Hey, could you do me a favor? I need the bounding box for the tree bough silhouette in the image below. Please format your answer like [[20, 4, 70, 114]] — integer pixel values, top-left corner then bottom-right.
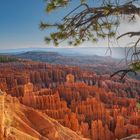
[[41, 0, 140, 79]]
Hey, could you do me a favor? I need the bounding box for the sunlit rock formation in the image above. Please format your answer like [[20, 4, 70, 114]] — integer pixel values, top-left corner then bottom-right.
[[0, 61, 140, 140], [0, 94, 88, 140]]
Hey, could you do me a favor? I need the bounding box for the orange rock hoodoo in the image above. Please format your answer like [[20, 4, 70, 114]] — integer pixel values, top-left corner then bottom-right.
[[66, 74, 75, 83], [0, 62, 140, 140]]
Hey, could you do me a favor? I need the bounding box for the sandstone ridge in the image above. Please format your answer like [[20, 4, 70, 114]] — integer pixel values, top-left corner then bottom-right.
[[0, 93, 87, 140]]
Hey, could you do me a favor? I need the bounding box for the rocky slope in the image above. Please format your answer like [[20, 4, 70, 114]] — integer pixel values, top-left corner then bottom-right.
[[1, 93, 87, 140]]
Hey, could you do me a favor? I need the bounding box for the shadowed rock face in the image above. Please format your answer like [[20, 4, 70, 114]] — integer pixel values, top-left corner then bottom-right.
[[0, 61, 140, 140]]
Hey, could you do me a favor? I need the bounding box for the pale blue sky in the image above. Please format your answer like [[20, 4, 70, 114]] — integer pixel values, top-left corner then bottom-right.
[[0, 0, 89, 49], [0, 0, 140, 50]]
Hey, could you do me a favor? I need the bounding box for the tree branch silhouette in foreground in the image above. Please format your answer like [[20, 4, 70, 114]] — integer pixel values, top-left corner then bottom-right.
[[41, 0, 140, 79]]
